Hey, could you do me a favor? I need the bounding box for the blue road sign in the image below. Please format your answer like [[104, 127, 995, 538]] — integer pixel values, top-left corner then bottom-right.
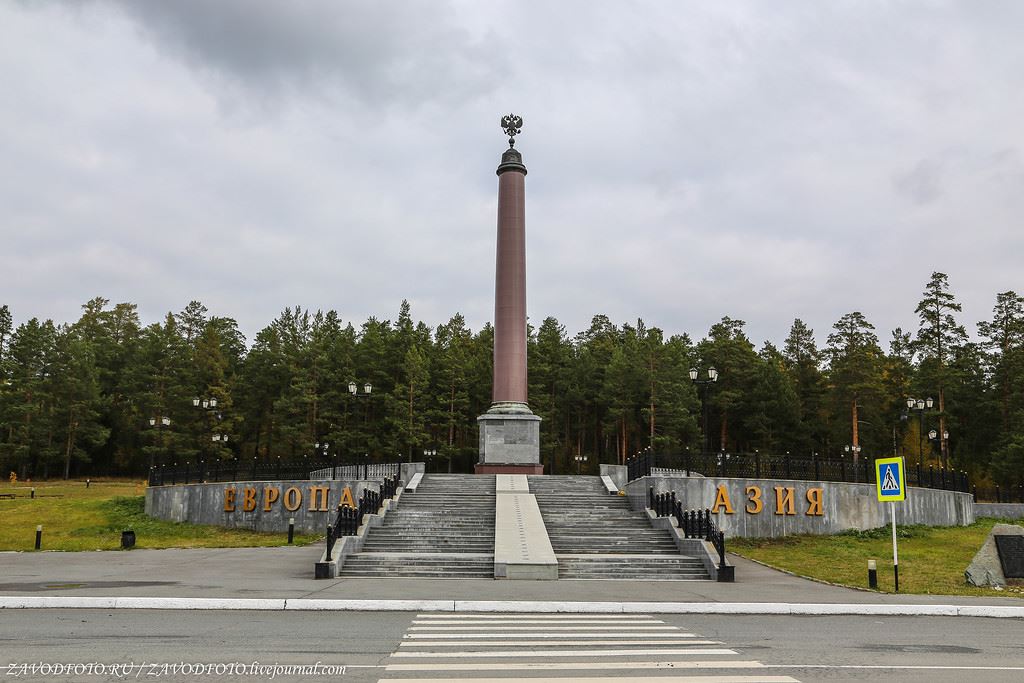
[[875, 456, 906, 502]]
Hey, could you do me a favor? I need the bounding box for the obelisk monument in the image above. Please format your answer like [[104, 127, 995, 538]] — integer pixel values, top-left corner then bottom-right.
[[476, 114, 542, 474]]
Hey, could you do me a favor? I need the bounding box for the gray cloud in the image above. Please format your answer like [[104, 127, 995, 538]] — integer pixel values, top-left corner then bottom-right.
[[2, 1, 1023, 349], [108, 0, 507, 109]]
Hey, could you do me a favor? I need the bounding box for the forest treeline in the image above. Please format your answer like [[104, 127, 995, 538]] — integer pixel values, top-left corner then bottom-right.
[[1, 272, 1022, 484]]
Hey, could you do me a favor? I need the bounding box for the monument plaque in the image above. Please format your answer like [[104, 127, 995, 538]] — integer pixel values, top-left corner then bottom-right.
[[994, 535, 1024, 579]]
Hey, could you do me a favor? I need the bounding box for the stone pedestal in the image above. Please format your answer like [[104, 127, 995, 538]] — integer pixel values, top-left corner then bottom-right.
[[476, 403, 542, 474]]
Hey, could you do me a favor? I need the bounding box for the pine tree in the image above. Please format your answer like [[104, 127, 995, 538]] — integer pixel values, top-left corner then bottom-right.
[[914, 272, 968, 468], [782, 318, 827, 456], [827, 312, 885, 465]]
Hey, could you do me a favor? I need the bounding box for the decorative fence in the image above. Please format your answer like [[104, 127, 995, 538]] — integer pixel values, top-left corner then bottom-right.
[[649, 488, 732, 582], [148, 458, 401, 486], [627, 450, 971, 494], [325, 475, 400, 559], [972, 484, 1024, 504]]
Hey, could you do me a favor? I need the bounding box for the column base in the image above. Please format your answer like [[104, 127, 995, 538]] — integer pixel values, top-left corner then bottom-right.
[[478, 407, 541, 469]]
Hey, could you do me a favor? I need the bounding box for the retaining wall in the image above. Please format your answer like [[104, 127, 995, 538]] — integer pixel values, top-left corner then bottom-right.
[[144, 463, 423, 535], [975, 503, 1024, 520], [625, 475, 974, 538], [145, 480, 379, 534]]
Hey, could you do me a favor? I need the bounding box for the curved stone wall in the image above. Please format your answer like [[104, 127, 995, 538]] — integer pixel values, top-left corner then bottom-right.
[[145, 479, 376, 534], [626, 475, 974, 538]]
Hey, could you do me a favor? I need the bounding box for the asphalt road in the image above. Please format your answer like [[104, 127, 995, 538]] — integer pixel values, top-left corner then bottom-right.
[[2, 610, 1022, 682]]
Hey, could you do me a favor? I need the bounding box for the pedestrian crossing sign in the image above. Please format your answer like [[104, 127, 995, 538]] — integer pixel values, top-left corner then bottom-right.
[[875, 456, 906, 502]]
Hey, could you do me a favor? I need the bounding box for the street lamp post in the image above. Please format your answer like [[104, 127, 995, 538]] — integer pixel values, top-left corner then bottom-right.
[[146, 416, 171, 470], [689, 367, 719, 455], [844, 444, 862, 481], [574, 453, 588, 474], [906, 397, 935, 467], [423, 447, 437, 470], [194, 396, 226, 460], [928, 429, 949, 462], [348, 381, 372, 469]]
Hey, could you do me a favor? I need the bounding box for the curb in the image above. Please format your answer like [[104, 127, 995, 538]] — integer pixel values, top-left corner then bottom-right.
[[0, 597, 1021, 618]]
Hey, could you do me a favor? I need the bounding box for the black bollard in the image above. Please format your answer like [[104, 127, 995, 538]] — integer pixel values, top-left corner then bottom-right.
[[35, 525, 42, 550], [288, 517, 295, 544], [867, 559, 878, 589], [30, 488, 35, 499], [86, 479, 91, 489]]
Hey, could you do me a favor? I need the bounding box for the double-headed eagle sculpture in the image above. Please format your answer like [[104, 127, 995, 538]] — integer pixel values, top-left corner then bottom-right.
[[501, 114, 523, 148]]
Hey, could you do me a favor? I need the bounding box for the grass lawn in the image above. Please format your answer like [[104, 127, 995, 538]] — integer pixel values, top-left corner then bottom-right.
[[0, 479, 318, 551], [730, 518, 1024, 598]]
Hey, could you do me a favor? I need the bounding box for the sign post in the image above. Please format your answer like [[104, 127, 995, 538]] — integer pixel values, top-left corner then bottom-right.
[[875, 456, 906, 592]]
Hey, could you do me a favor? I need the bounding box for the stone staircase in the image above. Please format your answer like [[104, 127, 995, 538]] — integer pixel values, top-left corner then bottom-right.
[[528, 474, 710, 580], [339, 473, 496, 578]]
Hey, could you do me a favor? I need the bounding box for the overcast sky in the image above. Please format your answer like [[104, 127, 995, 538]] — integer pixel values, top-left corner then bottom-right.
[[2, 1, 1022, 350]]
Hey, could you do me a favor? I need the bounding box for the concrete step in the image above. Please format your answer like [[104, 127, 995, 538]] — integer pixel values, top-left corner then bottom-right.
[[556, 555, 711, 580]]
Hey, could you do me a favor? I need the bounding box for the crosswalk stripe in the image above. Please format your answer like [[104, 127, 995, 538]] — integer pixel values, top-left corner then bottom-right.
[[405, 632, 696, 638], [412, 619, 662, 625], [385, 660, 769, 672], [390, 648, 739, 658], [380, 676, 799, 683], [407, 626, 679, 630], [414, 613, 632, 619], [387, 613, 798, 682], [399, 639, 720, 647]]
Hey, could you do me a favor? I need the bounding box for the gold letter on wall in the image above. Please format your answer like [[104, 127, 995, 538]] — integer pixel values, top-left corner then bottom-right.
[[774, 486, 796, 515], [283, 487, 302, 512], [711, 485, 735, 514], [263, 487, 280, 512], [223, 487, 236, 512], [309, 486, 330, 511], [806, 487, 824, 516], [339, 486, 355, 509], [745, 486, 763, 514], [242, 487, 257, 512]]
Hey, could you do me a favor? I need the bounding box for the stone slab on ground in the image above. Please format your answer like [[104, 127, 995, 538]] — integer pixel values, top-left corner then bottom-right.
[[966, 522, 1024, 587]]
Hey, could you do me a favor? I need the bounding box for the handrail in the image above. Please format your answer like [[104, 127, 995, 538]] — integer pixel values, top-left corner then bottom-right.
[[648, 488, 733, 582], [325, 475, 400, 561]]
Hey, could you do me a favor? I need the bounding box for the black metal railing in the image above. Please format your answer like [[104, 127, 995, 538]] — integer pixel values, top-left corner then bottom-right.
[[626, 450, 971, 494], [680, 507, 731, 582], [973, 483, 1024, 504], [647, 488, 732, 582], [649, 488, 677, 517], [149, 458, 401, 486], [325, 475, 401, 559]]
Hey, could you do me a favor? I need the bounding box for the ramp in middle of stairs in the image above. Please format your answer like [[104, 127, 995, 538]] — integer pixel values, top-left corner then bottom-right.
[[494, 474, 558, 579]]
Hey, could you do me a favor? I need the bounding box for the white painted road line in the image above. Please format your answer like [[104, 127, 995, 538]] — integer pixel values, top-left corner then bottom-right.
[[385, 661, 770, 672], [763, 664, 1024, 672], [409, 625, 680, 631], [414, 613, 634, 618], [405, 632, 696, 638], [411, 619, 663, 625], [390, 648, 739, 658], [380, 677, 798, 683], [399, 640, 721, 647]]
